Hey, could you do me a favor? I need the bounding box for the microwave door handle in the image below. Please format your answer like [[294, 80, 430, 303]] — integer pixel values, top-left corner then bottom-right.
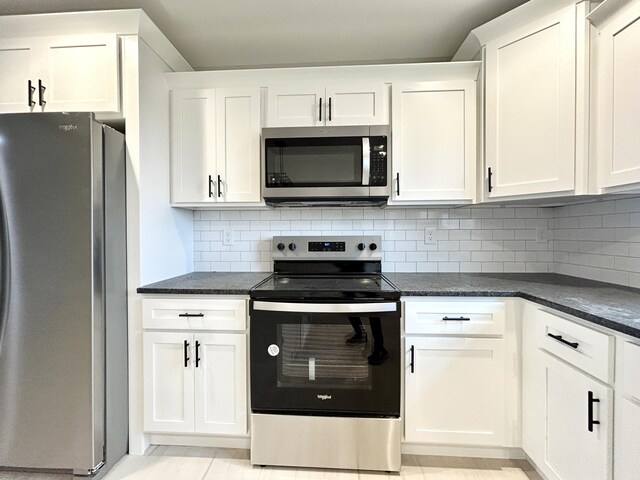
[[362, 137, 370, 186]]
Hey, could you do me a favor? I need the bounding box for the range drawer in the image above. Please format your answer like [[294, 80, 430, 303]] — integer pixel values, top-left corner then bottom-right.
[[622, 341, 640, 401], [404, 299, 506, 336], [537, 309, 613, 384], [142, 297, 247, 331]]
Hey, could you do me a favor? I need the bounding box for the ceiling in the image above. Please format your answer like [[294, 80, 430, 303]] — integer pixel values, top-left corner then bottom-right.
[[0, 0, 529, 70]]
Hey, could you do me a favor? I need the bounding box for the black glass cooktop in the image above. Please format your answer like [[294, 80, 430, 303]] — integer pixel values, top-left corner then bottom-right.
[[250, 273, 400, 301]]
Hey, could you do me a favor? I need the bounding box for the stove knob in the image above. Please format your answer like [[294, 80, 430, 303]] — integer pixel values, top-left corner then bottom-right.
[[369, 242, 378, 251], [288, 243, 297, 251], [277, 243, 285, 251], [357, 243, 366, 251]]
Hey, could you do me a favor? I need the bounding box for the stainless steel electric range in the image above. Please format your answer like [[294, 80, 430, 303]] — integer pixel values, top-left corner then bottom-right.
[[249, 236, 401, 472]]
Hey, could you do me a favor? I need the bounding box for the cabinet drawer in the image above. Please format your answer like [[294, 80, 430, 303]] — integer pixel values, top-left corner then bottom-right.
[[622, 341, 640, 401], [142, 298, 246, 331], [404, 299, 505, 335], [537, 310, 613, 384]]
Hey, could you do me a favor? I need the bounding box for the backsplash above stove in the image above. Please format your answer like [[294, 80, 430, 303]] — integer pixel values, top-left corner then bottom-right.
[[193, 206, 554, 274], [193, 196, 640, 288]]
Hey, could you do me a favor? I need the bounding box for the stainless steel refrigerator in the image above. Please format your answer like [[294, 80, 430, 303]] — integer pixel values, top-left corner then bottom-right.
[[0, 112, 128, 477]]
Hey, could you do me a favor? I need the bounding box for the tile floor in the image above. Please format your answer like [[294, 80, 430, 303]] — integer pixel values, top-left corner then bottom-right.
[[0, 446, 544, 480]]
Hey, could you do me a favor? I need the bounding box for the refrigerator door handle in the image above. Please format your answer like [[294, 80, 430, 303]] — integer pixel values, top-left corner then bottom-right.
[[0, 186, 9, 356]]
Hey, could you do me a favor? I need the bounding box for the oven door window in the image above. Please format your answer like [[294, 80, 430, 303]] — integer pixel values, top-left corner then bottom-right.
[[250, 308, 400, 417], [265, 137, 363, 187]]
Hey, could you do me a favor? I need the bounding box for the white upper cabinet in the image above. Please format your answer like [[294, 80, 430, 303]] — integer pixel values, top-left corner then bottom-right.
[[591, 0, 640, 191], [484, 3, 583, 199], [0, 34, 120, 114], [391, 81, 476, 203], [266, 82, 385, 127], [170, 87, 261, 205]]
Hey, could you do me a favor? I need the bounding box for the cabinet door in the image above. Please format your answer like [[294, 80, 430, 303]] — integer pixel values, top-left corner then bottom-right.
[[266, 85, 325, 127], [543, 354, 612, 480], [38, 34, 120, 113], [404, 337, 506, 445], [0, 38, 39, 113], [615, 396, 640, 480], [325, 83, 385, 126], [170, 89, 217, 203], [194, 333, 247, 435], [216, 88, 261, 202], [143, 332, 195, 433], [594, 2, 640, 189], [391, 81, 476, 202], [485, 5, 576, 198]]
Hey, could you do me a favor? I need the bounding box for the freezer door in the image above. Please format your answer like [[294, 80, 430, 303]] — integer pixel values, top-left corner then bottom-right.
[[0, 112, 104, 472]]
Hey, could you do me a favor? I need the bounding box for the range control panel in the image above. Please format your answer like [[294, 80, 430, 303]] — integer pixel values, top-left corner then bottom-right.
[[272, 235, 382, 261]]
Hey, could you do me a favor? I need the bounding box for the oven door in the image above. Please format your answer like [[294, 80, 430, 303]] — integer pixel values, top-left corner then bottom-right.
[[250, 300, 400, 417]]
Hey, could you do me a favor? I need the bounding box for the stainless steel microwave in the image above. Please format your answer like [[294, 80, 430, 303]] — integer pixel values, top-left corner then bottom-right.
[[262, 125, 390, 206]]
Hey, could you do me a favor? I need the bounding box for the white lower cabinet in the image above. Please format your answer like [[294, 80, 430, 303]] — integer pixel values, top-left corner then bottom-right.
[[144, 331, 247, 436], [522, 303, 614, 480], [142, 298, 248, 437], [403, 298, 512, 448], [143, 332, 195, 433], [404, 336, 507, 445], [543, 353, 612, 480]]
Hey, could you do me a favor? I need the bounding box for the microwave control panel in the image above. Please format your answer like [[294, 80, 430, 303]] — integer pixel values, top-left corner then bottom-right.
[[370, 136, 387, 186]]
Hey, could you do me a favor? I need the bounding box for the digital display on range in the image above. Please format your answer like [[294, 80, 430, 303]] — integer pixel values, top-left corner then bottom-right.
[[308, 241, 346, 252]]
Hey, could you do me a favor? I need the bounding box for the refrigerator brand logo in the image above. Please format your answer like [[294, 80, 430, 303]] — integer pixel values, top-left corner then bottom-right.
[[59, 124, 78, 132], [317, 394, 332, 400]]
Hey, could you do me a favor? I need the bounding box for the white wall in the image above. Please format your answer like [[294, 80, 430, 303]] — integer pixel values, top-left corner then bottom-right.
[[193, 206, 554, 273]]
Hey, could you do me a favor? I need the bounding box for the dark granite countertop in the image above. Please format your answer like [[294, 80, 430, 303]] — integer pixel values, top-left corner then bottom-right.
[[138, 272, 640, 339], [385, 273, 640, 339], [137, 272, 271, 295]]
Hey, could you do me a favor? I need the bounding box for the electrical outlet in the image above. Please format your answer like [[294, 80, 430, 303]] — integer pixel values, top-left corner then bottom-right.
[[425, 229, 436, 245], [536, 227, 548, 242], [223, 228, 234, 246]]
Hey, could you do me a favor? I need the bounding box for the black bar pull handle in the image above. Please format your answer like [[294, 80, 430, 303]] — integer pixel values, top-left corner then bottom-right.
[[443, 316, 471, 321], [217, 175, 222, 198], [547, 332, 579, 349], [178, 312, 205, 318], [319, 97, 322, 122], [208, 175, 214, 198], [184, 340, 190, 367], [27, 80, 36, 107], [488, 167, 493, 193], [588, 391, 600, 432], [328, 97, 332, 121], [38, 79, 46, 106], [396, 172, 400, 196], [409, 345, 415, 373], [195, 340, 201, 368]]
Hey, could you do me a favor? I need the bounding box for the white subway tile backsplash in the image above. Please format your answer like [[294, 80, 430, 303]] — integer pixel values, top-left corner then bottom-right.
[[190, 200, 640, 284]]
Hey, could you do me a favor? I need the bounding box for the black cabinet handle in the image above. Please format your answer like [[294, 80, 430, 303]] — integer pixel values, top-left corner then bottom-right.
[[488, 167, 493, 193], [27, 80, 36, 107], [319, 97, 322, 122], [208, 175, 214, 198], [588, 391, 600, 432], [217, 175, 222, 198], [328, 97, 332, 121], [184, 340, 190, 367], [443, 316, 471, 321], [396, 172, 400, 196], [409, 345, 415, 373], [547, 332, 579, 349], [178, 312, 204, 318], [195, 340, 201, 368], [38, 79, 46, 106]]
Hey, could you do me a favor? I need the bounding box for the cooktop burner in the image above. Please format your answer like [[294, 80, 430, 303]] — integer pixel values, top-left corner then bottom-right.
[[249, 235, 400, 301]]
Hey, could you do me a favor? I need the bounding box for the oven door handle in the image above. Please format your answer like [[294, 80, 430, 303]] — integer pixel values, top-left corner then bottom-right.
[[252, 301, 397, 313]]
